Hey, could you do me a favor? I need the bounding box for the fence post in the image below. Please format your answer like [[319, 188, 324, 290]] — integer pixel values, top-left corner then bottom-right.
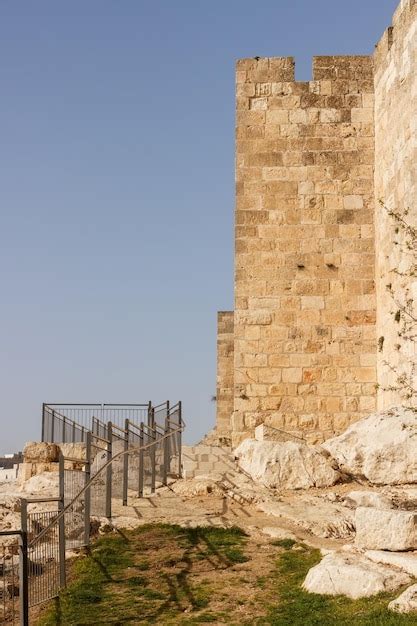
[[84, 432, 91, 545], [147, 402, 152, 432], [41, 403, 46, 443], [19, 499, 29, 626], [122, 418, 129, 506], [58, 454, 66, 588], [163, 401, 170, 486], [62, 415, 66, 444], [138, 422, 144, 498], [151, 424, 156, 494], [106, 421, 112, 518], [178, 401, 182, 478], [51, 409, 55, 444]]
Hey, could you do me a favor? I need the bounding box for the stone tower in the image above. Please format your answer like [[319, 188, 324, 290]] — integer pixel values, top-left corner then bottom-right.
[[216, 0, 417, 446]]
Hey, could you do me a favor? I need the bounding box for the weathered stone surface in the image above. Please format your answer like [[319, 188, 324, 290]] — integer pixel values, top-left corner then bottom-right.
[[355, 507, 417, 551], [388, 584, 417, 614], [366, 551, 417, 578], [322, 408, 417, 485], [234, 439, 340, 489], [59, 443, 86, 461], [343, 490, 393, 510], [23, 442, 60, 463], [303, 552, 411, 599]]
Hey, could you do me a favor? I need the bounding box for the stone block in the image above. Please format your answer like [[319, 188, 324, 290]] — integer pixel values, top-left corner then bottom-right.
[[355, 508, 417, 551]]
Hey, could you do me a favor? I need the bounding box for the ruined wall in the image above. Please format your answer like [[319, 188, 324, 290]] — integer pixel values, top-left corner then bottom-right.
[[231, 56, 377, 445], [374, 0, 417, 409], [216, 311, 234, 435]]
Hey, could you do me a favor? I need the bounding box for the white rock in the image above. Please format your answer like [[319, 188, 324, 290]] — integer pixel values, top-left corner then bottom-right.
[[355, 507, 417, 551], [261, 527, 297, 540], [322, 407, 417, 485], [389, 584, 417, 613], [234, 439, 340, 490], [343, 490, 393, 510], [303, 552, 411, 599], [366, 551, 417, 577]]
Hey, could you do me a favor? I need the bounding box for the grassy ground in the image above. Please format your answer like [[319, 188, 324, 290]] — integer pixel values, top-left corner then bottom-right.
[[36, 524, 417, 625]]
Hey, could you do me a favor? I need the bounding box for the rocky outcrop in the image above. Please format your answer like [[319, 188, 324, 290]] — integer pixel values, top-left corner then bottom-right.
[[355, 507, 417, 551], [389, 584, 417, 614], [303, 552, 411, 599], [234, 439, 340, 490], [322, 407, 417, 485]]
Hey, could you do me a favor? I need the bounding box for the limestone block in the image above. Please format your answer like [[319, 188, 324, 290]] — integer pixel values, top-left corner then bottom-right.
[[303, 552, 411, 599], [355, 507, 417, 551], [23, 442, 60, 463], [342, 490, 394, 510], [322, 407, 417, 485], [59, 443, 86, 461], [388, 584, 417, 614], [234, 439, 340, 489], [365, 551, 417, 578]]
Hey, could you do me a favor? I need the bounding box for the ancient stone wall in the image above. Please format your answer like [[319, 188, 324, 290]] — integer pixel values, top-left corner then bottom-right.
[[374, 0, 417, 410], [216, 311, 234, 435], [216, 0, 417, 445], [230, 56, 377, 446]]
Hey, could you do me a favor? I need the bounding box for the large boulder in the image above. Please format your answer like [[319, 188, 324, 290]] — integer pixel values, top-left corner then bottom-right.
[[23, 442, 60, 463], [234, 439, 340, 490], [355, 507, 417, 551], [389, 584, 417, 614], [322, 407, 417, 485], [303, 552, 411, 599]]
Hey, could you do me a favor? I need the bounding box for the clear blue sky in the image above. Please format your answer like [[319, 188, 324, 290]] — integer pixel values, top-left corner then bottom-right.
[[0, 0, 399, 452]]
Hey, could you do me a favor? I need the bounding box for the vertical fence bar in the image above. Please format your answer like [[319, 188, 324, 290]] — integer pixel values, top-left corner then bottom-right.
[[62, 415, 66, 444], [151, 424, 156, 494], [147, 401, 152, 431], [163, 401, 170, 486], [138, 422, 144, 498], [20, 500, 29, 626], [41, 403, 46, 443], [178, 401, 182, 478], [51, 409, 55, 444], [58, 454, 66, 588], [122, 419, 129, 506], [106, 422, 112, 518], [84, 432, 91, 545]]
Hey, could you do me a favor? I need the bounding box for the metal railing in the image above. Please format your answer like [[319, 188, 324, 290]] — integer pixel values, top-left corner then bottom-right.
[[41, 403, 151, 444], [8, 400, 184, 625], [0, 531, 28, 626]]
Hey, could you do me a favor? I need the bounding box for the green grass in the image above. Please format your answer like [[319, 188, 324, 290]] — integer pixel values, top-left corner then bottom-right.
[[36, 526, 417, 625], [258, 542, 417, 626], [37, 524, 248, 625]]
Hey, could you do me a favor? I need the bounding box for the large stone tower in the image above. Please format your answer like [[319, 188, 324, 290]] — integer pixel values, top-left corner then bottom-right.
[[216, 0, 417, 446]]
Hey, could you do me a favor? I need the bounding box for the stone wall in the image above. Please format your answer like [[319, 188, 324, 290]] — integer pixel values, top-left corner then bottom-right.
[[231, 56, 377, 445], [216, 311, 234, 435], [374, 0, 417, 410], [216, 0, 417, 446]]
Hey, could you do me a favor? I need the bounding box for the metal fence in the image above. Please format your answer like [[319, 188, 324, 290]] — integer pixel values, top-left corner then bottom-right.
[[6, 400, 184, 625], [0, 532, 27, 626], [42, 403, 150, 443]]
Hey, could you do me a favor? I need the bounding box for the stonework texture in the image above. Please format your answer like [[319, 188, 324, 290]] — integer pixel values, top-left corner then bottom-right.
[[374, 0, 417, 410], [216, 0, 417, 446], [216, 312, 234, 434]]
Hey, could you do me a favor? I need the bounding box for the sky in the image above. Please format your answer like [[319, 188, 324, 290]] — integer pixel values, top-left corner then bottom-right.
[[0, 0, 399, 452]]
